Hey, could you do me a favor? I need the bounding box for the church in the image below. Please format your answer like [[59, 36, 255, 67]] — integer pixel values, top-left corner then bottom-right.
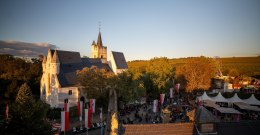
[[40, 31, 128, 108]]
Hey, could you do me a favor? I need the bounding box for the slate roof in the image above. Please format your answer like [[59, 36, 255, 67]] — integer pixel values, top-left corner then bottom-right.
[[111, 51, 128, 69], [50, 50, 111, 87], [81, 58, 103, 68], [123, 123, 195, 135]]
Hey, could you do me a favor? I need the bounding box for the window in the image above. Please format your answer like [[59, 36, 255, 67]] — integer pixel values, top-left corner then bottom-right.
[[101, 55, 103, 58], [64, 98, 68, 103], [68, 90, 72, 95]]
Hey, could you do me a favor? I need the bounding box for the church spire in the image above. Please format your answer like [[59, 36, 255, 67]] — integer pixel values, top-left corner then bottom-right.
[[51, 50, 60, 63], [97, 31, 103, 47]]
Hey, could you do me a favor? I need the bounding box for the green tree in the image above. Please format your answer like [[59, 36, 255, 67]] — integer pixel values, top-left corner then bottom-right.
[[146, 57, 175, 93], [7, 83, 51, 135], [113, 71, 145, 102]]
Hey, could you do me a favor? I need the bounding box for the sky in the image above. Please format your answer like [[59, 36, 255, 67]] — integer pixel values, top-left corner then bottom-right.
[[0, 0, 260, 61]]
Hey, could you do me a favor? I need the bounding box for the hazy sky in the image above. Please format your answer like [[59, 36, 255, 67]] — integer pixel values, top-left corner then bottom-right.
[[0, 0, 260, 60]]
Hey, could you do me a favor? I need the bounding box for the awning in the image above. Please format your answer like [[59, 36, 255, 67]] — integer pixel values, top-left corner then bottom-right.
[[234, 102, 260, 112], [215, 107, 242, 114]]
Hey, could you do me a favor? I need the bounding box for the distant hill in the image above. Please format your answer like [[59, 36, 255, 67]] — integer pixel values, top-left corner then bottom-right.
[[128, 57, 260, 76]]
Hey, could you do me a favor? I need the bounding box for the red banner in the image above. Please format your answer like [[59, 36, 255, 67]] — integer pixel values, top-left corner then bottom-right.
[[175, 83, 180, 93], [88, 108, 92, 128], [77, 102, 80, 116], [65, 111, 69, 131], [160, 94, 165, 105]]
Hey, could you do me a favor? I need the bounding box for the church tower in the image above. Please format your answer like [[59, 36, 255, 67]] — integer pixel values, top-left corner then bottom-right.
[[91, 31, 107, 63]]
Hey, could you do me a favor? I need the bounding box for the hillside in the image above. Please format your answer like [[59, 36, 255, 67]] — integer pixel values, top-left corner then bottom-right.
[[128, 57, 260, 76]]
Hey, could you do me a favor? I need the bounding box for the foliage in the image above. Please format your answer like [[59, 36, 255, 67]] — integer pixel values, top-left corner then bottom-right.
[[146, 57, 175, 91], [113, 71, 145, 102], [176, 57, 217, 92], [0, 54, 42, 101], [6, 83, 51, 135], [77, 67, 145, 108], [128, 56, 260, 77]]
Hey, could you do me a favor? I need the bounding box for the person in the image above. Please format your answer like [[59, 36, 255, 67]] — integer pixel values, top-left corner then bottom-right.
[[145, 113, 148, 123]]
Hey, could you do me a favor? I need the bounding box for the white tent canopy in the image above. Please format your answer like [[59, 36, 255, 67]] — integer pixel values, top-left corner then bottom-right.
[[243, 94, 260, 106], [197, 91, 212, 101], [215, 107, 242, 114], [211, 92, 229, 103], [234, 102, 260, 112], [227, 93, 245, 103]]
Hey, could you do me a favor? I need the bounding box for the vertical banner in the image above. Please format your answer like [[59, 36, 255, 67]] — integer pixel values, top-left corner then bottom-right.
[[90, 99, 93, 113], [160, 94, 165, 105], [88, 108, 92, 128], [153, 100, 158, 113], [170, 88, 173, 98], [64, 103, 67, 112], [175, 83, 180, 93], [100, 108, 102, 120], [61, 111, 65, 132], [64, 102, 69, 112], [84, 109, 88, 129], [65, 111, 69, 131], [77, 101, 80, 117], [78, 101, 83, 120], [92, 99, 96, 113], [5, 103, 8, 119]]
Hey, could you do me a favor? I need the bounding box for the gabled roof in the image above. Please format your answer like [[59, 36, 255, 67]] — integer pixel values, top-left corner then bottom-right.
[[211, 92, 229, 103], [111, 51, 128, 69], [243, 94, 260, 105], [195, 106, 219, 123], [197, 91, 212, 101], [55, 50, 82, 64], [227, 93, 245, 103], [81, 58, 103, 68]]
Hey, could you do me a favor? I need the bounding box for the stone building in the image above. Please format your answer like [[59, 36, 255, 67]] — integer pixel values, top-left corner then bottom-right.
[[40, 31, 128, 108]]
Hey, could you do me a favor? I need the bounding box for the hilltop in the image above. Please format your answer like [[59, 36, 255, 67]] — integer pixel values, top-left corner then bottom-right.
[[128, 56, 260, 77]]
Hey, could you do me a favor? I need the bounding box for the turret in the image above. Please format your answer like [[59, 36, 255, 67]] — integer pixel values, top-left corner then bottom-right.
[[51, 50, 60, 74]]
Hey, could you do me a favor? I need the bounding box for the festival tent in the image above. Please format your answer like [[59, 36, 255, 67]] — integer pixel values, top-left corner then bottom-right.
[[203, 99, 219, 108], [227, 93, 245, 103], [243, 94, 260, 106], [215, 107, 242, 114], [211, 92, 229, 103], [197, 91, 212, 101], [234, 102, 260, 112]]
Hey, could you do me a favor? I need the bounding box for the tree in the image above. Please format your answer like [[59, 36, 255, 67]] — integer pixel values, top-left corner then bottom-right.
[[113, 71, 145, 102], [146, 57, 175, 94], [176, 57, 217, 92], [7, 83, 51, 135]]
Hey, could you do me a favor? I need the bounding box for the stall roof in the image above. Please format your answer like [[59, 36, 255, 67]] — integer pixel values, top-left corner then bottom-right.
[[227, 93, 245, 103], [234, 102, 260, 112], [211, 92, 229, 103], [243, 94, 260, 106], [215, 107, 242, 114], [197, 91, 212, 101]]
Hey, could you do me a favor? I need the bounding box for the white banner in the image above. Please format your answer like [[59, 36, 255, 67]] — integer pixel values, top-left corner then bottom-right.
[[153, 100, 158, 113], [170, 88, 173, 98], [84, 109, 88, 129], [61, 111, 65, 131], [100, 108, 102, 120], [80, 101, 83, 121], [92, 99, 96, 113]]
